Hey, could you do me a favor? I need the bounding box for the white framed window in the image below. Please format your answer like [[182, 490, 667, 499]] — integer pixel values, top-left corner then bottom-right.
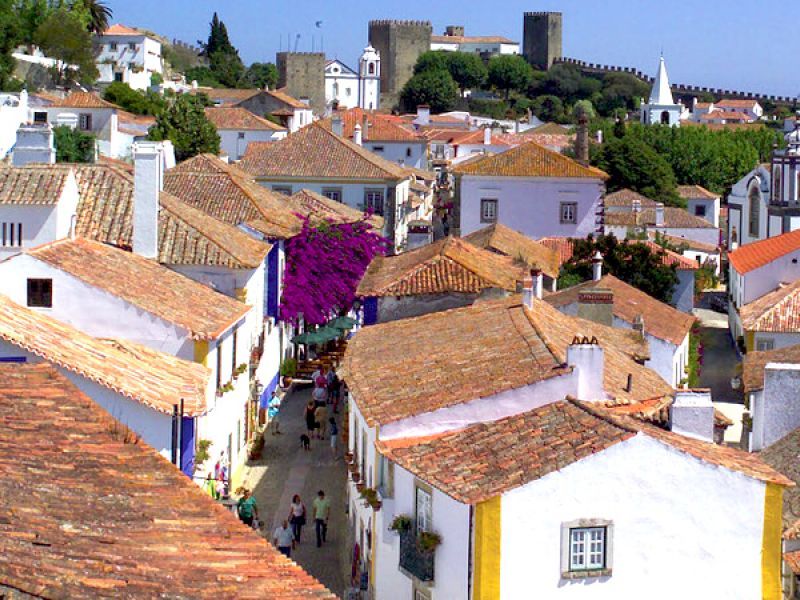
[[757, 339, 775, 351], [109, 42, 117, 51], [364, 190, 384, 215], [480, 198, 498, 223], [322, 188, 343, 203], [237, 132, 245, 139], [694, 204, 707, 217], [560, 201, 578, 224], [372, 145, 385, 153], [560, 519, 613, 578], [79, 113, 92, 131], [128, 42, 137, 51], [415, 485, 432, 534]]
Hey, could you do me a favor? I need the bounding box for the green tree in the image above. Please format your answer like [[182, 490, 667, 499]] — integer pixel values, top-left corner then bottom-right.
[[198, 12, 244, 88], [200, 12, 232, 57], [34, 8, 98, 85], [413, 50, 450, 75], [82, 0, 111, 32], [446, 52, 487, 95], [103, 81, 164, 115], [595, 135, 680, 205], [400, 69, 459, 113], [488, 55, 533, 100], [0, 0, 20, 89], [559, 234, 679, 303], [53, 124, 95, 163], [184, 66, 220, 87], [243, 62, 278, 90], [596, 72, 649, 115], [531, 94, 564, 122], [572, 99, 595, 120], [13, 0, 50, 47], [148, 93, 219, 161]]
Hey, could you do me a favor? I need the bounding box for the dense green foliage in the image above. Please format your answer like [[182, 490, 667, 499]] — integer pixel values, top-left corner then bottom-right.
[[242, 62, 278, 90], [83, 0, 111, 33], [197, 12, 244, 88], [103, 82, 165, 115], [411, 50, 487, 96], [0, 0, 20, 89], [54, 124, 95, 162], [148, 93, 219, 161], [559, 235, 679, 304], [34, 7, 98, 85], [487, 55, 533, 99], [400, 69, 459, 113]]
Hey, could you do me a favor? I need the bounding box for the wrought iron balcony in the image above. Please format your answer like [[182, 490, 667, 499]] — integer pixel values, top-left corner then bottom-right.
[[399, 530, 435, 582]]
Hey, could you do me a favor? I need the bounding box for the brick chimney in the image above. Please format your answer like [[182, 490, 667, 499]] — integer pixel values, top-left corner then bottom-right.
[[577, 289, 614, 327], [133, 141, 165, 259], [575, 114, 589, 165], [567, 336, 605, 401]]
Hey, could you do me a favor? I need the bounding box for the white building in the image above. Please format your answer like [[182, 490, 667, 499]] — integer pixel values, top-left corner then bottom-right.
[[678, 185, 721, 227], [204, 107, 287, 161], [640, 56, 686, 127], [342, 289, 787, 599], [690, 99, 763, 124], [94, 24, 164, 91], [430, 26, 519, 56], [324, 45, 381, 111], [605, 201, 720, 249], [0, 91, 32, 160], [452, 139, 607, 239]]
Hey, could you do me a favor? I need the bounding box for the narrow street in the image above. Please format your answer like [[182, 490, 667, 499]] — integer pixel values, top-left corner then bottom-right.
[[241, 386, 349, 596]]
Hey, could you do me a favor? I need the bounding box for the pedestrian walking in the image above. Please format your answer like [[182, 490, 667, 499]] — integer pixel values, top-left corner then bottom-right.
[[204, 473, 217, 499], [329, 417, 338, 459], [305, 401, 317, 439], [236, 488, 258, 527], [288, 494, 306, 542], [215, 475, 226, 499], [267, 391, 281, 435], [312, 489, 331, 547], [315, 403, 329, 439], [273, 519, 295, 557], [328, 369, 340, 411]]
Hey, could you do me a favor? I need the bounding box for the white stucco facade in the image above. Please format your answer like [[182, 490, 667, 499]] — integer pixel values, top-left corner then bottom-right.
[[750, 363, 800, 451], [217, 128, 286, 162], [687, 196, 720, 228], [324, 47, 380, 111], [94, 31, 163, 91], [0, 91, 30, 159], [364, 141, 428, 170]]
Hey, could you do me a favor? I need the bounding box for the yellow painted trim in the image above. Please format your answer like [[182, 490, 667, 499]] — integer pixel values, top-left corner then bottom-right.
[[194, 340, 209, 367], [745, 330, 755, 353], [370, 424, 379, 589], [473, 496, 501, 600], [762, 483, 783, 600], [230, 457, 246, 493]]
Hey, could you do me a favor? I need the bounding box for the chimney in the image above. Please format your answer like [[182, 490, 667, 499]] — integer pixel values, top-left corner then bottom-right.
[[577, 289, 614, 327], [353, 123, 363, 146], [331, 115, 344, 137], [670, 389, 714, 442], [362, 114, 370, 141], [575, 114, 589, 165], [12, 124, 56, 166], [567, 336, 605, 401], [483, 126, 491, 146], [633, 314, 645, 339], [416, 105, 430, 127], [133, 141, 164, 259], [532, 267, 543, 300], [522, 274, 534, 309], [591, 251, 603, 282], [655, 202, 665, 227]]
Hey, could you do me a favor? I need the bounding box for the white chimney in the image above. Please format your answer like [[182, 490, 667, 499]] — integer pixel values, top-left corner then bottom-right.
[[532, 268, 543, 300], [12, 124, 55, 166], [567, 337, 605, 401], [416, 105, 430, 127], [483, 126, 491, 146], [655, 202, 665, 227], [133, 141, 164, 259], [354, 123, 363, 146], [522, 274, 534, 309], [591, 251, 603, 282], [670, 389, 714, 442], [331, 115, 344, 137], [191, 80, 198, 90]]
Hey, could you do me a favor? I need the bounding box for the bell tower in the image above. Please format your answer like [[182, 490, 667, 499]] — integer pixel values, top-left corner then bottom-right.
[[358, 45, 381, 110]]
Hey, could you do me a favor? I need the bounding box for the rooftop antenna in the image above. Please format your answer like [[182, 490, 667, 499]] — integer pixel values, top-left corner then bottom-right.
[[316, 20, 323, 53]]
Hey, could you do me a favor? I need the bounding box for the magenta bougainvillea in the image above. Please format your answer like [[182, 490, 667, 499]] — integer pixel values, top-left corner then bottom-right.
[[280, 214, 388, 325]]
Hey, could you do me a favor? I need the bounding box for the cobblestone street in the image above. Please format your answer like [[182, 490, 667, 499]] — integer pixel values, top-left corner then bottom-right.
[[242, 386, 349, 596]]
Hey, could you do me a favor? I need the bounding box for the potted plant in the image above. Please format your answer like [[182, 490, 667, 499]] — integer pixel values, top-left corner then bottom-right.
[[280, 358, 297, 386], [359, 487, 381, 510], [195, 439, 212, 464], [389, 514, 412, 533], [417, 531, 442, 553]]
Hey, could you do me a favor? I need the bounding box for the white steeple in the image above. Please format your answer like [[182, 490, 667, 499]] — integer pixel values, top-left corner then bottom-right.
[[649, 56, 674, 105], [358, 44, 380, 110]]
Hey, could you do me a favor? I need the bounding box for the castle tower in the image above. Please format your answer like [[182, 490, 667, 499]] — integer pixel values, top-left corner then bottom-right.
[[523, 12, 562, 70], [276, 52, 326, 114], [640, 56, 683, 127], [368, 20, 432, 109], [358, 45, 381, 110]]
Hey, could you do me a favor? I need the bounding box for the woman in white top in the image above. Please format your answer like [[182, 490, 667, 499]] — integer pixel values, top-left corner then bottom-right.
[[288, 494, 306, 542]]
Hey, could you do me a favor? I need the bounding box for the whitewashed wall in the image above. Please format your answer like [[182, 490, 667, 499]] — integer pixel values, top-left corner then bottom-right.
[[364, 141, 427, 169], [219, 128, 285, 161]]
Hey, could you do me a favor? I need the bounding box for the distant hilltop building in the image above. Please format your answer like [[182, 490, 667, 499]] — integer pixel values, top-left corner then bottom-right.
[[639, 56, 687, 127], [94, 24, 164, 91], [523, 11, 562, 70], [324, 45, 381, 110], [369, 20, 432, 109], [430, 25, 520, 57]]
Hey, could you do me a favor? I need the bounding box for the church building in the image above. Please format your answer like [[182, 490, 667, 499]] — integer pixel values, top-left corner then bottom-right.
[[324, 45, 381, 110], [640, 56, 685, 127]]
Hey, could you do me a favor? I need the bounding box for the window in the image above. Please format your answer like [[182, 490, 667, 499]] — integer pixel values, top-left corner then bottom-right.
[[415, 485, 432, 534], [560, 202, 578, 224], [33, 111, 47, 124], [237, 132, 245, 139], [773, 168, 782, 203], [560, 519, 613, 578], [272, 186, 292, 195], [216, 343, 223, 391], [128, 42, 137, 51], [114, 72, 123, 82], [332, 82, 339, 97], [109, 42, 117, 51], [480, 198, 498, 223], [1, 222, 22, 247], [322, 188, 342, 203], [78, 113, 92, 131], [748, 183, 760, 237], [346, 88, 352, 97], [231, 328, 238, 374], [377, 455, 394, 498], [27, 279, 52, 308], [694, 204, 707, 217], [660, 110, 670, 125], [757, 339, 775, 351], [364, 190, 384, 216], [368, 62, 375, 75], [372, 145, 385, 153]]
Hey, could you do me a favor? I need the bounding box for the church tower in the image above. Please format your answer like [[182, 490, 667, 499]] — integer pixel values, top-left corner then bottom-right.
[[358, 45, 381, 110], [640, 56, 683, 127]]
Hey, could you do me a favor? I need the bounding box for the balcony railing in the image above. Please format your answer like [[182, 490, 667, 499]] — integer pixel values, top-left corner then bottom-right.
[[399, 530, 435, 582]]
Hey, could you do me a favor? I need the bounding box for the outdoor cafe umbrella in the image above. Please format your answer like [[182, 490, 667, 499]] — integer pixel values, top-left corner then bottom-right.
[[328, 316, 356, 331]]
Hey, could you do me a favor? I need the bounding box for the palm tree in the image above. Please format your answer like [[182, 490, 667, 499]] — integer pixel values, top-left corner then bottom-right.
[[83, 0, 112, 33]]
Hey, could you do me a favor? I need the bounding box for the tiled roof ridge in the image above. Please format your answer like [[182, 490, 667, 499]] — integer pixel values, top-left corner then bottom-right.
[[312, 122, 409, 179], [568, 397, 640, 434], [519, 301, 567, 364]]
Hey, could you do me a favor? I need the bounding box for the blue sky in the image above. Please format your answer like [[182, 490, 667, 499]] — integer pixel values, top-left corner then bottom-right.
[[107, 0, 798, 97]]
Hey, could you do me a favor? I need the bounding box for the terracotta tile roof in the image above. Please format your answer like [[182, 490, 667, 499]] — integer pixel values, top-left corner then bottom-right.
[[648, 231, 719, 254], [0, 164, 72, 205], [677, 184, 718, 200], [406, 166, 437, 182], [740, 280, 800, 333], [545, 274, 695, 345], [0, 296, 209, 415], [27, 237, 250, 340], [283, 188, 383, 229], [605, 188, 658, 208], [431, 34, 516, 44], [701, 110, 751, 122], [240, 123, 409, 181], [539, 236, 576, 265], [539, 236, 698, 271], [96, 154, 134, 173], [51, 91, 118, 109], [605, 206, 716, 229], [784, 519, 800, 540], [715, 409, 734, 428], [378, 399, 636, 504], [101, 23, 143, 36], [267, 88, 308, 109], [379, 398, 791, 504], [729, 229, 800, 274], [525, 122, 571, 135], [343, 295, 665, 426], [320, 107, 423, 142], [357, 237, 525, 297], [682, 120, 765, 132], [452, 139, 609, 179], [695, 102, 712, 109], [715, 99, 760, 109], [757, 428, 800, 528], [785, 551, 800, 575], [0, 363, 335, 598], [463, 223, 560, 278], [204, 107, 286, 131], [117, 111, 155, 136], [522, 132, 574, 153], [743, 344, 800, 392], [191, 87, 261, 106]]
